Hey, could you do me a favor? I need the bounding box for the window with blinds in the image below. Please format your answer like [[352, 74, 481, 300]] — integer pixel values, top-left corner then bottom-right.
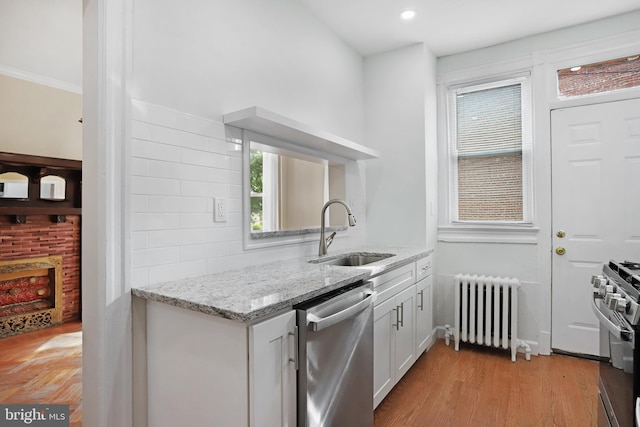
[[448, 76, 532, 223]]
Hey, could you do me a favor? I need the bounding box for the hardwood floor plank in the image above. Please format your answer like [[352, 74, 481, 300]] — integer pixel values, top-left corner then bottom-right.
[[0, 322, 82, 424], [374, 340, 598, 427]]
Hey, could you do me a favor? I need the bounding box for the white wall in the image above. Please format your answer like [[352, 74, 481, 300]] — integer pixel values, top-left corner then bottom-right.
[[434, 10, 640, 355], [130, 0, 369, 286], [132, 0, 364, 144], [363, 43, 437, 249], [0, 0, 82, 91]]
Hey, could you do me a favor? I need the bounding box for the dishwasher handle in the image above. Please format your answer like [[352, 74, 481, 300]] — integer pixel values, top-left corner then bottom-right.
[[307, 290, 376, 332]]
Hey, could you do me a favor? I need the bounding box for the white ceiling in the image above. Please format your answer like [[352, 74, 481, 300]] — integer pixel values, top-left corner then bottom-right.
[[296, 0, 640, 57]]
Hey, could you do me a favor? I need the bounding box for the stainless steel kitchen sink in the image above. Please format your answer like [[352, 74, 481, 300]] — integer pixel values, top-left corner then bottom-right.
[[309, 253, 393, 267]]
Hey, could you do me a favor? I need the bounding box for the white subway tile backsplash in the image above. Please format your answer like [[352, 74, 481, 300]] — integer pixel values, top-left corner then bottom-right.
[[148, 229, 208, 248], [131, 267, 149, 288], [130, 195, 149, 213], [132, 139, 182, 162], [178, 212, 220, 228], [132, 99, 181, 128], [148, 260, 208, 284], [130, 158, 150, 176], [148, 196, 208, 213], [148, 125, 208, 151], [207, 227, 242, 243], [131, 231, 149, 250], [179, 114, 225, 138], [180, 181, 229, 198], [179, 242, 229, 262], [132, 246, 181, 268], [131, 212, 181, 231], [131, 121, 151, 141], [129, 99, 365, 287], [131, 176, 181, 196]]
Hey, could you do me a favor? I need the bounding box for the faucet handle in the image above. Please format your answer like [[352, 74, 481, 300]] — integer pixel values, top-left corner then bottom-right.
[[325, 231, 337, 248]]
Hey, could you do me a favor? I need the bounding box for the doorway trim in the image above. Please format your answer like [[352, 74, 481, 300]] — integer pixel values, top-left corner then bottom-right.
[[82, 0, 132, 426]]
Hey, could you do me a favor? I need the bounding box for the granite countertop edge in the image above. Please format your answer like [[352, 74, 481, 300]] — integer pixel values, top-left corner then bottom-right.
[[131, 246, 433, 323]]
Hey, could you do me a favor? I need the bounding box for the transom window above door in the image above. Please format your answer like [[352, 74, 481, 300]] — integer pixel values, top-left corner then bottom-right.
[[557, 54, 640, 99]]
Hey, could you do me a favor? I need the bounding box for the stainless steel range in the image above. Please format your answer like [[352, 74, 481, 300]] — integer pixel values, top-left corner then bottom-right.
[[592, 260, 640, 427]]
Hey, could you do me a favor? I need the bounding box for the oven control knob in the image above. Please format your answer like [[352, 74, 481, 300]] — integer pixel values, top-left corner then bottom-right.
[[591, 275, 605, 285], [599, 283, 614, 297], [606, 293, 620, 307], [615, 297, 628, 313]]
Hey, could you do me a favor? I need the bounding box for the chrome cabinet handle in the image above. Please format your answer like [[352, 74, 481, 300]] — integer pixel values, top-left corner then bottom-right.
[[392, 308, 399, 331], [418, 290, 424, 311], [288, 326, 298, 370], [398, 302, 404, 328]]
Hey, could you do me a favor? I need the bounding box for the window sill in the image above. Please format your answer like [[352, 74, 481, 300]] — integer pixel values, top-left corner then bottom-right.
[[438, 224, 539, 244]]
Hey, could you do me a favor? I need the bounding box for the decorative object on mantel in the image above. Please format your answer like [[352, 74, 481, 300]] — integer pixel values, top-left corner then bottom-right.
[[0, 151, 81, 223], [223, 106, 380, 161]]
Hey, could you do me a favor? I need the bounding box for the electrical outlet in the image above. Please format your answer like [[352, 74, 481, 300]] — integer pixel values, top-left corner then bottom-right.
[[214, 198, 226, 222]]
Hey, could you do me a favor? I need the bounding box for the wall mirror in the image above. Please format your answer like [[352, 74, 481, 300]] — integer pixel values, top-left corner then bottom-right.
[[244, 131, 347, 248], [0, 172, 29, 199], [40, 175, 66, 201]]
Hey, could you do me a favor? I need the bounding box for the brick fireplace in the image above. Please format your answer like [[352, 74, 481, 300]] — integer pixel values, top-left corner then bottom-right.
[[0, 216, 81, 337], [0, 152, 82, 338]]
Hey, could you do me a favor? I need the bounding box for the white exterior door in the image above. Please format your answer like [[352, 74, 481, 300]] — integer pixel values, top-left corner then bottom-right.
[[551, 98, 640, 356]]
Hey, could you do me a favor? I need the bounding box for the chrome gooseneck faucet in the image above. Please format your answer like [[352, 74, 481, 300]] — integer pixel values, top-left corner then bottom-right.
[[318, 199, 356, 256]]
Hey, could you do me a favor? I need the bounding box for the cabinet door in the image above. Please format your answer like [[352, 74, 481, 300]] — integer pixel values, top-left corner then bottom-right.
[[415, 275, 433, 355], [394, 285, 416, 379], [249, 311, 296, 427], [373, 296, 396, 408]]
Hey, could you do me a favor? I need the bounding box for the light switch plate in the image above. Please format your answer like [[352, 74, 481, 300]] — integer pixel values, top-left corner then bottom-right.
[[214, 198, 226, 222]]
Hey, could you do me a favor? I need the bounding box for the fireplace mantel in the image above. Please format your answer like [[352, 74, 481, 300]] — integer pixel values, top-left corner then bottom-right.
[[0, 152, 82, 222]]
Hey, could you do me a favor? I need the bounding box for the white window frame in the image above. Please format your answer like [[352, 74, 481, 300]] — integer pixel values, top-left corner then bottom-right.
[[439, 73, 537, 242]]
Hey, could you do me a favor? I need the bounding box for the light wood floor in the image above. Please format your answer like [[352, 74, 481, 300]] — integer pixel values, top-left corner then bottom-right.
[[0, 325, 598, 427], [374, 339, 599, 427], [0, 322, 82, 426]]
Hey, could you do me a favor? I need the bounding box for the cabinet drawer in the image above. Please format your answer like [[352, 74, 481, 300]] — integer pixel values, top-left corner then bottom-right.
[[371, 263, 416, 305], [416, 255, 432, 283]]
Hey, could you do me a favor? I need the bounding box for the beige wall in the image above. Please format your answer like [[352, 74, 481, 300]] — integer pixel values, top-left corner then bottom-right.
[[0, 74, 82, 160], [279, 156, 325, 230]]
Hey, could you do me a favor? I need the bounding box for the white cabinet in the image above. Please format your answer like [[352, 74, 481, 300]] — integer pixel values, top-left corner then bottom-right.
[[372, 254, 434, 408], [249, 311, 297, 427], [372, 263, 417, 408], [145, 300, 296, 427], [393, 285, 417, 379], [415, 274, 433, 355], [415, 255, 433, 356]]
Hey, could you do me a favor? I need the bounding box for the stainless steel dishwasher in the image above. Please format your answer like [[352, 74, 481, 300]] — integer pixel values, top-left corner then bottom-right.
[[295, 281, 375, 427]]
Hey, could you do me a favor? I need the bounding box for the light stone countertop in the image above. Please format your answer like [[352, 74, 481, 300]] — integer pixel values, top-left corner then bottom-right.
[[131, 246, 432, 323]]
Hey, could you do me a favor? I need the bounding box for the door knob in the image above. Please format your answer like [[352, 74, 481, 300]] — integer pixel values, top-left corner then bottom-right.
[[556, 247, 566, 255], [556, 230, 566, 238]]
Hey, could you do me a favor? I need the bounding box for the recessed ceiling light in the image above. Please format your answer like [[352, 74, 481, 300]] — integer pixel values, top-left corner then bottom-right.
[[570, 66, 582, 72], [401, 10, 416, 20]]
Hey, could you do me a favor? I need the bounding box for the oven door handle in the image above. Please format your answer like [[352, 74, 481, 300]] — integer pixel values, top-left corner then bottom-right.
[[591, 296, 628, 341]]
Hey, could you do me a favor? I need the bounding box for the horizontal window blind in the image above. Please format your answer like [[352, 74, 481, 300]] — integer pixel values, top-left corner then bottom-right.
[[449, 76, 532, 223]]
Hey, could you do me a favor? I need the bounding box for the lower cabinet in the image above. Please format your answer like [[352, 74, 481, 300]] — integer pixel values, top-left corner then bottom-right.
[[373, 254, 433, 409], [249, 311, 297, 427], [373, 285, 416, 408], [415, 274, 433, 355], [145, 300, 296, 427]]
